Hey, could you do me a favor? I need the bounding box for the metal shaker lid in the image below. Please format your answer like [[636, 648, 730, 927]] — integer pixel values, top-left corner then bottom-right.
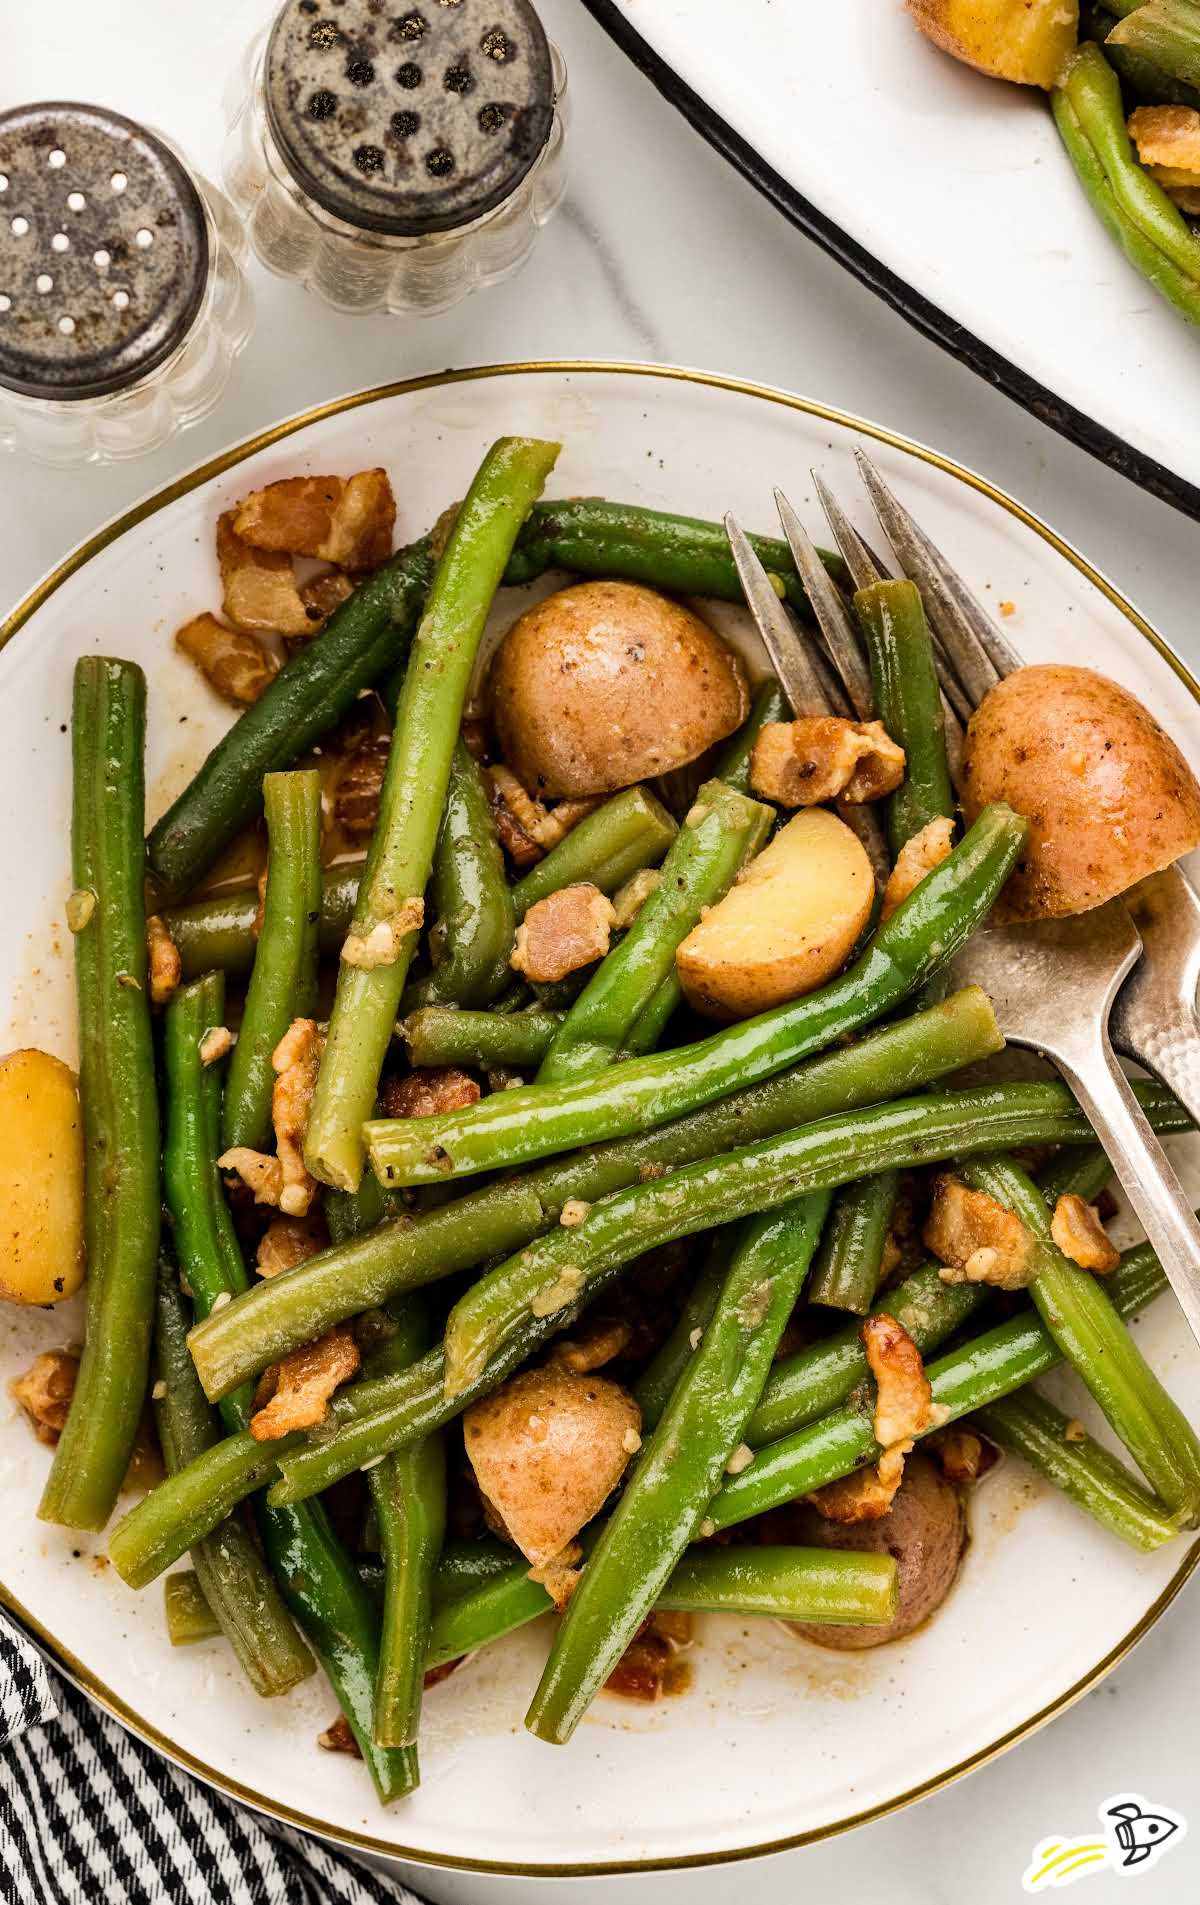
[[0, 102, 209, 402], [264, 0, 554, 238]]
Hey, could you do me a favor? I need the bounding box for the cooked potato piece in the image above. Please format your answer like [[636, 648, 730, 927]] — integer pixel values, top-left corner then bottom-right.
[[0, 1049, 85, 1305], [463, 1365, 641, 1566], [780, 1454, 967, 1649], [906, 0, 1078, 90], [676, 808, 873, 1021], [1128, 106, 1200, 212], [960, 664, 1200, 919], [489, 581, 749, 797], [233, 470, 395, 569]]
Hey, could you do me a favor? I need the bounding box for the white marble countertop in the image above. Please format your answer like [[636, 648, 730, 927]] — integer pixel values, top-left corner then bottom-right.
[[2, 4, 1197, 1899]]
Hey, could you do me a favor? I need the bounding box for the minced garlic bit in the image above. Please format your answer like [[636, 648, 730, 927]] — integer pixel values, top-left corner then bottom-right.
[[622, 1427, 643, 1456], [530, 1262, 586, 1318], [725, 1442, 754, 1476], [611, 867, 661, 930], [199, 1024, 233, 1067], [210, 1292, 232, 1312], [146, 914, 182, 1008], [880, 816, 955, 925], [151, 1380, 167, 1401], [559, 1198, 590, 1229], [116, 972, 143, 991], [65, 888, 96, 934], [697, 1517, 716, 1540], [688, 1326, 704, 1351], [1064, 1418, 1087, 1444], [342, 901, 424, 971]]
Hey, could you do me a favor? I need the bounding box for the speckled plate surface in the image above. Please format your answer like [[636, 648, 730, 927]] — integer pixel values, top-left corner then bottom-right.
[[1, 362, 1198, 1877]]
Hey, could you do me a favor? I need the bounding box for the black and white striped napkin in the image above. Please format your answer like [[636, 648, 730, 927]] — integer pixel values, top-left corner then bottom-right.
[[0, 1611, 429, 1905]]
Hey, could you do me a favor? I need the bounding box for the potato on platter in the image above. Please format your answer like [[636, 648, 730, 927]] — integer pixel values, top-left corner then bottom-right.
[[0, 1049, 85, 1305], [488, 580, 749, 798], [906, 0, 1078, 90], [960, 663, 1200, 920], [676, 808, 873, 1021]]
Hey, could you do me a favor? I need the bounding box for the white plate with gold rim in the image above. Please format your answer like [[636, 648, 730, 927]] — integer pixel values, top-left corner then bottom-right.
[[1, 361, 1198, 1878]]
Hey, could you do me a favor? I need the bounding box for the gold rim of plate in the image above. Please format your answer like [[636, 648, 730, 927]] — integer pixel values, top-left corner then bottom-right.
[[3, 358, 1199, 1876]]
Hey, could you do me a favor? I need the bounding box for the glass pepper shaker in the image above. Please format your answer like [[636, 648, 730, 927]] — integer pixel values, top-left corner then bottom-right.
[[0, 102, 253, 467], [224, 0, 567, 316]]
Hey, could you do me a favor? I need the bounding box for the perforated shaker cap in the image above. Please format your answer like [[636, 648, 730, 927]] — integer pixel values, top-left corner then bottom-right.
[[0, 103, 209, 402], [264, 0, 554, 238]]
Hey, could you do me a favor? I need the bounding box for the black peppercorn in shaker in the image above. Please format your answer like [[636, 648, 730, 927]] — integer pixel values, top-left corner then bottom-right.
[[223, 0, 567, 316]]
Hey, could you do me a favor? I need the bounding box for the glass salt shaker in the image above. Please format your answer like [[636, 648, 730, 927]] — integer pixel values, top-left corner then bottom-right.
[[224, 0, 567, 317], [0, 103, 253, 468]]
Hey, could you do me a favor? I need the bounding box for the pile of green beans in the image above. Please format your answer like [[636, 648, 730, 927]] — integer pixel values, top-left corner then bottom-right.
[[40, 659, 160, 1533], [306, 436, 561, 1191]]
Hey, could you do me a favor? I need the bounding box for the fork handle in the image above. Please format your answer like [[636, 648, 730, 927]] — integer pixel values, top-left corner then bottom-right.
[[1052, 1031, 1200, 1349]]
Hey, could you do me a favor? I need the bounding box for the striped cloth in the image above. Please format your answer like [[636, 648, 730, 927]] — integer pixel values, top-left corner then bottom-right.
[[0, 1611, 427, 1905]]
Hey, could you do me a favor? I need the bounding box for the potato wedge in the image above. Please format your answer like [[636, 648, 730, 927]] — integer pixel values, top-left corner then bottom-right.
[[960, 664, 1200, 919], [488, 581, 749, 798], [0, 1050, 85, 1305], [676, 808, 873, 1021], [906, 0, 1078, 90]]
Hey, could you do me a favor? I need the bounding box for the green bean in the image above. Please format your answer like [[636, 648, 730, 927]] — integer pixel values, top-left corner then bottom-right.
[[806, 1168, 900, 1315], [40, 659, 160, 1533], [370, 1302, 446, 1750], [855, 579, 954, 857], [221, 771, 322, 1152], [164, 1572, 222, 1646], [160, 971, 417, 1801], [810, 579, 956, 1315], [745, 1141, 1139, 1448], [709, 1234, 1173, 1532], [405, 739, 515, 1010], [440, 1079, 1154, 1397], [153, 1252, 314, 1694], [307, 438, 560, 1192], [509, 787, 677, 921], [110, 1427, 293, 1588], [429, 1544, 894, 1670], [527, 1193, 830, 1742], [503, 498, 843, 615], [635, 1234, 737, 1429], [366, 805, 1028, 1187], [1108, 0, 1200, 88], [148, 544, 433, 902], [1053, 45, 1200, 326], [713, 680, 791, 794], [973, 1389, 1184, 1552], [959, 1155, 1200, 1521], [187, 985, 1005, 1403], [403, 1005, 564, 1071], [165, 865, 362, 984], [537, 779, 771, 1083]]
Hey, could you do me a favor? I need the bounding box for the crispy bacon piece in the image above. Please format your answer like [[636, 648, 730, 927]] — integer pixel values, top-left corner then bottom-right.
[[510, 883, 616, 984], [11, 1350, 78, 1446], [486, 765, 599, 867], [218, 1146, 284, 1206], [233, 470, 395, 569], [174, 612, 279, 706], [299, 569, 357, 628], [216, 511, 312, 637], [332, 739, 390, 840], [249, 1325, 360, 1440], [271, 1018, 323, 1217], [146, 914, 182, 1008], [928, 1424, 994, 1486], [880, 816, 956, 923], [256, 1213, 328, 1279], [605, 1612, 694, 1702], [924, 1174, 1036, 1291], [546, 1314, 634, 1375], [1051, 1193, 1120, 1273], [317, 1715, 361, 1757], [1128, 105, 1200, 213], [750, 717, 905, 807], [807, 1464, 901, 1523], [378, 1066, 481, 1120]]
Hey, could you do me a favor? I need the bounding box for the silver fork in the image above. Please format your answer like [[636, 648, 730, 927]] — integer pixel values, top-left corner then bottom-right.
[[758, 465, 1200, 1348]]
